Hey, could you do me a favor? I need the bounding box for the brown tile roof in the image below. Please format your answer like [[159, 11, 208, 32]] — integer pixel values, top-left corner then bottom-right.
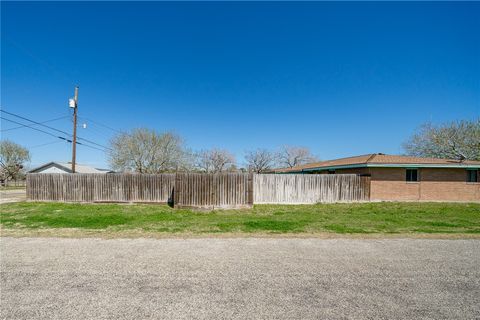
[[369, 154, 480, 165], [273, 153, 480, 173]]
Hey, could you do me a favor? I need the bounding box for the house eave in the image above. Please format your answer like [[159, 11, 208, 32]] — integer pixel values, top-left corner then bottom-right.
[[299, 163, 480, 172]]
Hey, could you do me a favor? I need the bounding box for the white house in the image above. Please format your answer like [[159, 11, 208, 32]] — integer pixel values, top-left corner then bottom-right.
[[29, 162, 113, 174]]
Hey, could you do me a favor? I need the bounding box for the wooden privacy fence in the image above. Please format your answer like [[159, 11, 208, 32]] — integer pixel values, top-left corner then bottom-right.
[[27, 173, 370, 207], [174, 173, 253, 209], [27, 173, 175, 203], [254, 174, 370, 204]]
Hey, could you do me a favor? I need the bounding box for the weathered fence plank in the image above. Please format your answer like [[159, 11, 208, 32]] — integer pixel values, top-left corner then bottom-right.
[[27, 173, 175, 203], [254, 174, 370, 204], [27, 173, 370, 206], [174, 173, 254, 209]]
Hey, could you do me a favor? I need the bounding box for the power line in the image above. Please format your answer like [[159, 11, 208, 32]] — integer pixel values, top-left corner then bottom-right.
[[78, 116, 123, 134], [75, 141, 107, 152], [78, 136, 111, 151], [0, 109, 112, 151], [1, 115, 69, 132], [80, 124, 113, 140], [1, 109, 72, 136], [0, 117, 107, 152], [28, 140, 65, 149], [1, 116, 72, 141]]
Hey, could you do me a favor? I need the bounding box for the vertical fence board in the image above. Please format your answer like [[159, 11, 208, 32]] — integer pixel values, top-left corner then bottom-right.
[[174, 173, 254, 209], [254, 174, 370, 204], [27, 173, 370, 206], [26, 173, 175, 203]]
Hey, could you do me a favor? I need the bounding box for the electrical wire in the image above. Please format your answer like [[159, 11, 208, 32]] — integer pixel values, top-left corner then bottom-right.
[[28, 140, 65, 149], [1, 109, 72, 136], [1, 116, 72, 141], [1, 115, 69, 132], [0, 116, 107, 152], [0, 109, 112, 151], [80, 124, 113, 140], [78, 116, 123, 134]]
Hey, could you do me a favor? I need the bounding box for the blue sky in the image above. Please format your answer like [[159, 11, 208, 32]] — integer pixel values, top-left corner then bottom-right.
[[1, 2, 479, 169]]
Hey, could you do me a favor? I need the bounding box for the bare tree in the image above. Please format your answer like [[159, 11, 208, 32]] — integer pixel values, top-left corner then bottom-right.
[[403, 119, 480, 161], [108, 128, 191, 173], [195, 148, 236, 173], [0, 140, 30, 182], [245, 148, 276, 173], [276, 145, 317, 168]]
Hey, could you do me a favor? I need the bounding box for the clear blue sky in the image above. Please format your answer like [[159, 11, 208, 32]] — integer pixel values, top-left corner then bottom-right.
[[1, 2, 479, 169]]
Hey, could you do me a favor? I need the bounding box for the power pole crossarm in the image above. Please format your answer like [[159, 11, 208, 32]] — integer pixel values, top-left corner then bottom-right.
[[70, 86, 79, 173]]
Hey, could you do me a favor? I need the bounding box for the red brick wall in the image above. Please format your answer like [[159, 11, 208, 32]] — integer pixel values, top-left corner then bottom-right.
[[417, 168, 479, 202], [332, 167, 480, 202], [369, 168, 420, 201]]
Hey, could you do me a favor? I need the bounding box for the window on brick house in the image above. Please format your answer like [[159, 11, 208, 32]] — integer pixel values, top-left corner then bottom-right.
[[467, 170, 478, 183], [406, 169, 418, 182]]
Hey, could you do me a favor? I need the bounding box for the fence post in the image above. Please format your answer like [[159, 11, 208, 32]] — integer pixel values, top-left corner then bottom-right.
[[26, 174, 31, 200], [174, 173, 181, 208], [247, 173, 254, 206], [364, 176, 371, 201]]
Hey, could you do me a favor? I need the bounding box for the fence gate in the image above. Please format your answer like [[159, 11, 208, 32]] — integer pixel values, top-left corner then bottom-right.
[[174, 172, 254, 209]]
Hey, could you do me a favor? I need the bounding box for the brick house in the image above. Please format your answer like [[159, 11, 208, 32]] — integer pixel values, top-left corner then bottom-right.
[[273, 154, 480, 202]]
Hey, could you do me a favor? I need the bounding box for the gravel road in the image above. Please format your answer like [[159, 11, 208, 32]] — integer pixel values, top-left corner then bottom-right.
[[1, 237, 479, 319]]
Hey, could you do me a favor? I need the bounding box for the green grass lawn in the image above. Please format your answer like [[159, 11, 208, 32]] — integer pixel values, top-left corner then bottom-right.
[[1, 201, 479, 236]]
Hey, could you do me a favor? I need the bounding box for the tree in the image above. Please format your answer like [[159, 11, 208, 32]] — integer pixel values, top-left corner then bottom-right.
[[403, 119, 480, 161], [195, 148, 236, 173], [108, 128, 190, 173], [245, 148, 277, 173], [277, 145, 317, 168], [0, 140, 30, 182]]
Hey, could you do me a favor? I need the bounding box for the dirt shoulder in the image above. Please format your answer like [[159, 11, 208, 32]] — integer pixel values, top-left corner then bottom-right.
[[2, 227, 479, 240], [0, 189, 27, 204]]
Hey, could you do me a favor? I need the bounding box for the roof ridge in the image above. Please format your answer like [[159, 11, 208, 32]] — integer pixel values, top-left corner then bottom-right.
[[365, 153, 378, 163], [273, 153, 480, 173], [368, 154, 480, 164], [312, 153, 375, 164]]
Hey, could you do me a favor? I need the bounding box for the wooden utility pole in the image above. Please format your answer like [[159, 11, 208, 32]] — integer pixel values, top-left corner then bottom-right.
[[71, 86, 79, 173]]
